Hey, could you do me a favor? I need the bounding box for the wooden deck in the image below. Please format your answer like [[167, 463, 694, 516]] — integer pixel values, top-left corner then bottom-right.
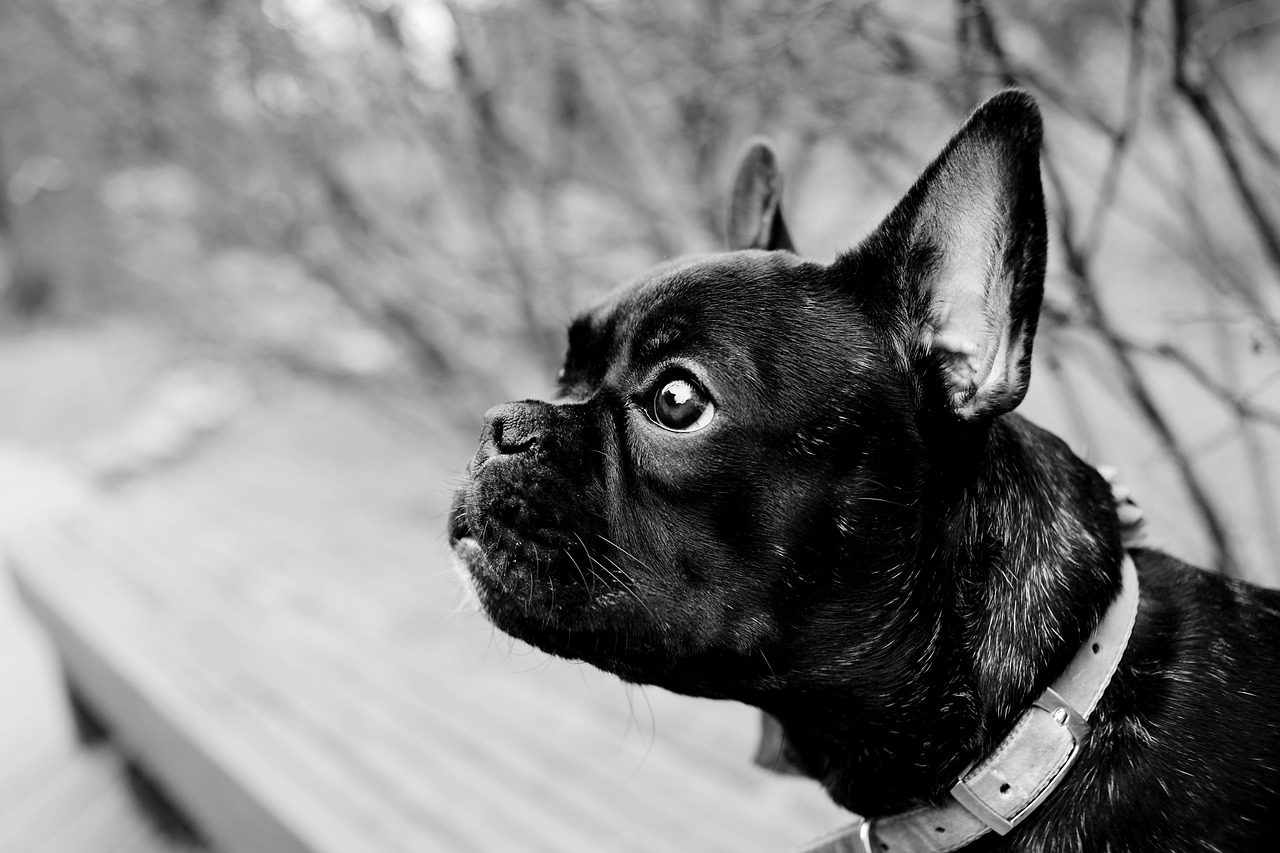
[[5, 384, 849, 852], [0, 543, 199, 853]]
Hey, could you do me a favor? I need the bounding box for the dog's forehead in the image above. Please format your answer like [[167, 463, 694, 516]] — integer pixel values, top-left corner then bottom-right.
[[583, 250, 815, 357], [618, 249, 806, 307]]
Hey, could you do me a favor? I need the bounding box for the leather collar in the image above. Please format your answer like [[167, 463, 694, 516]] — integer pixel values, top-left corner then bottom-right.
[[798, 553, 1141, 853]]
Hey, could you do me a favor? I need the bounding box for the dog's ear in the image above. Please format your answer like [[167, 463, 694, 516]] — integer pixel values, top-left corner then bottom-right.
[[727, 138, 795, 251], [853, 90, 1046, 421]]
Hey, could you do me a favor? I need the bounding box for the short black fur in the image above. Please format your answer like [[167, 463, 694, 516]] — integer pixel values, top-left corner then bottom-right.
[[449, 90, 1280, 851]]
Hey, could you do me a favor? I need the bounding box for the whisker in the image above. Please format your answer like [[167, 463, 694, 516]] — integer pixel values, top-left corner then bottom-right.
[[597, 553, 657, 618], [595, 533, 658, 577], [562, 547, 592, 591], [573, 533, 613, 589], [622, 684, 659, 777]]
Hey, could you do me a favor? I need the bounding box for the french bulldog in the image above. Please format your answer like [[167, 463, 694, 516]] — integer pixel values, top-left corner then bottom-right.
[[448, 90, 1280, 851]]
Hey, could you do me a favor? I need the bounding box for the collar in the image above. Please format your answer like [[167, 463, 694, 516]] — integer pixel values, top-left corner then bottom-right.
[[798, 553, 1141, 853]]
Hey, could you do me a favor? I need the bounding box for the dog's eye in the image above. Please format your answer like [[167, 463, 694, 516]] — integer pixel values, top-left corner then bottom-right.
[[651, 378, 715, 432]]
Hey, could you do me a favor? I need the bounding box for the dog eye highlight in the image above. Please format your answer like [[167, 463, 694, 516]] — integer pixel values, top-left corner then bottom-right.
[[650, 377, 715, 432]]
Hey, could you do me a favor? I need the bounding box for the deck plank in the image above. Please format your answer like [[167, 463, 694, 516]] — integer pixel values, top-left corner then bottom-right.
[[42, 522, 607, 851], [0, 552, 200, 853]]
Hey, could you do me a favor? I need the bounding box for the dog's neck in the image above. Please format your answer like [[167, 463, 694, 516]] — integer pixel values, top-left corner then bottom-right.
[[771, 414, 1125, 817]]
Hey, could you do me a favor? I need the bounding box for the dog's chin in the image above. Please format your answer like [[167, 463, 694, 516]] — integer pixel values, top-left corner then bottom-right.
[[450, 534, 652, 648]]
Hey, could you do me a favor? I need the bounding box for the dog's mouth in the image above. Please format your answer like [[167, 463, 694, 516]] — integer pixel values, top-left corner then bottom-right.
[[446, 476, 793, 698], [447, 499, 490, 587], [447, 500, 473, 550], [447, 487, 680, 670], [450, 489, 604, 608]]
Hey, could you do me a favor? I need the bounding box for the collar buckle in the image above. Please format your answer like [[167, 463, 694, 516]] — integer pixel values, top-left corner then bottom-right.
[[948, 686, 1091, 836], [1032, 686, 1091, 744]]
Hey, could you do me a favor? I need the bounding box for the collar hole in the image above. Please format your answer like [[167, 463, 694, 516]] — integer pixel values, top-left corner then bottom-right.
[[1092, 642, 1101, 653], [999, 782, 1011, 793]]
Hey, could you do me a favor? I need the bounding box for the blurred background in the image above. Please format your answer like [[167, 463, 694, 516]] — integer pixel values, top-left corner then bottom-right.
[[1, 0, 1279, 851]]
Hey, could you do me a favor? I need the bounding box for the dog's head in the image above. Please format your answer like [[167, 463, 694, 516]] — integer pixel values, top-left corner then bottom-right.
[[449, 91, 1047, 706]]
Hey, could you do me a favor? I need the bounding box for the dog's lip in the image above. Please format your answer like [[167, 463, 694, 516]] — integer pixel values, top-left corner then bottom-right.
[[452, 533, 484, 565], [447, 501, 492, 586], [448, 502, 471, 546]]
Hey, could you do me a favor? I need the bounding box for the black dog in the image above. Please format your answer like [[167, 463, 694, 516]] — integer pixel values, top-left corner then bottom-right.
[[449, 91, 1280, 851]]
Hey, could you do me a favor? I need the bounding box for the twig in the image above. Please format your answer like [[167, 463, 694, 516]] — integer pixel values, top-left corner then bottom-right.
[[1161, 138, 1280, 354], [1204, 62, 1280, 170], [1081, 0, 1150, 259], [1170, 0, 1280, 284], [1210, 303, 1280, 569], [1148, 342, 1280, 430], [1039, 336, 1102, 455]]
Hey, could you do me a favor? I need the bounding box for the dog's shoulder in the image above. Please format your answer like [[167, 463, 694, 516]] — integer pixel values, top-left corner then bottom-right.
[[1131, 546, 1280, 630], [1117, 546, 1280, 735], [1064, 548, 1280, 847]]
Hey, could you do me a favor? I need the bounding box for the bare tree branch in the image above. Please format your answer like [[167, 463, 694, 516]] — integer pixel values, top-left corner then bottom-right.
[[1081, 0, 1150, 260], [1170, 0, 1280, 285]]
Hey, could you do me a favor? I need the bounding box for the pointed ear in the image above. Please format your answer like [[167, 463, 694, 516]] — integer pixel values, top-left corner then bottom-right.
[[855, 90, 1047, 421], [726, 137, 795, 251]]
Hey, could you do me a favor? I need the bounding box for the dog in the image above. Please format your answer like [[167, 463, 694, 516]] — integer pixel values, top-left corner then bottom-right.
[[448, 90, 1280, 851]]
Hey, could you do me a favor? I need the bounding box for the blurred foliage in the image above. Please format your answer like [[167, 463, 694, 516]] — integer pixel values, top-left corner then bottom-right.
[[1, 0, 1279, 578]]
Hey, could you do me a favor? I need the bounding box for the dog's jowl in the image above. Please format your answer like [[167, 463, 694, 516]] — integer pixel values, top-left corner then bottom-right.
[[449, 90, 1280, 851]]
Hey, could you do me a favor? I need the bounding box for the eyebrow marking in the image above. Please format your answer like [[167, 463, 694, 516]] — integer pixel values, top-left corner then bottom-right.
[[633, 324, 687, 365]]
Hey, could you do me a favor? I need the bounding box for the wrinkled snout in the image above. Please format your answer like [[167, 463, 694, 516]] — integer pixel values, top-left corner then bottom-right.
[[472, 400, 553, 472]]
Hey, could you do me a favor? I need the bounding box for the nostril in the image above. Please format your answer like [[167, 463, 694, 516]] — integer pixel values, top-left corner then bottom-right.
[[480, 402, 547, 459], [493, 419, 536, 454], [499, 435, 535, 454]]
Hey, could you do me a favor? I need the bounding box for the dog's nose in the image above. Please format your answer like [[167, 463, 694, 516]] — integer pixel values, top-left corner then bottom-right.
[[477, 402, 547, 463]]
